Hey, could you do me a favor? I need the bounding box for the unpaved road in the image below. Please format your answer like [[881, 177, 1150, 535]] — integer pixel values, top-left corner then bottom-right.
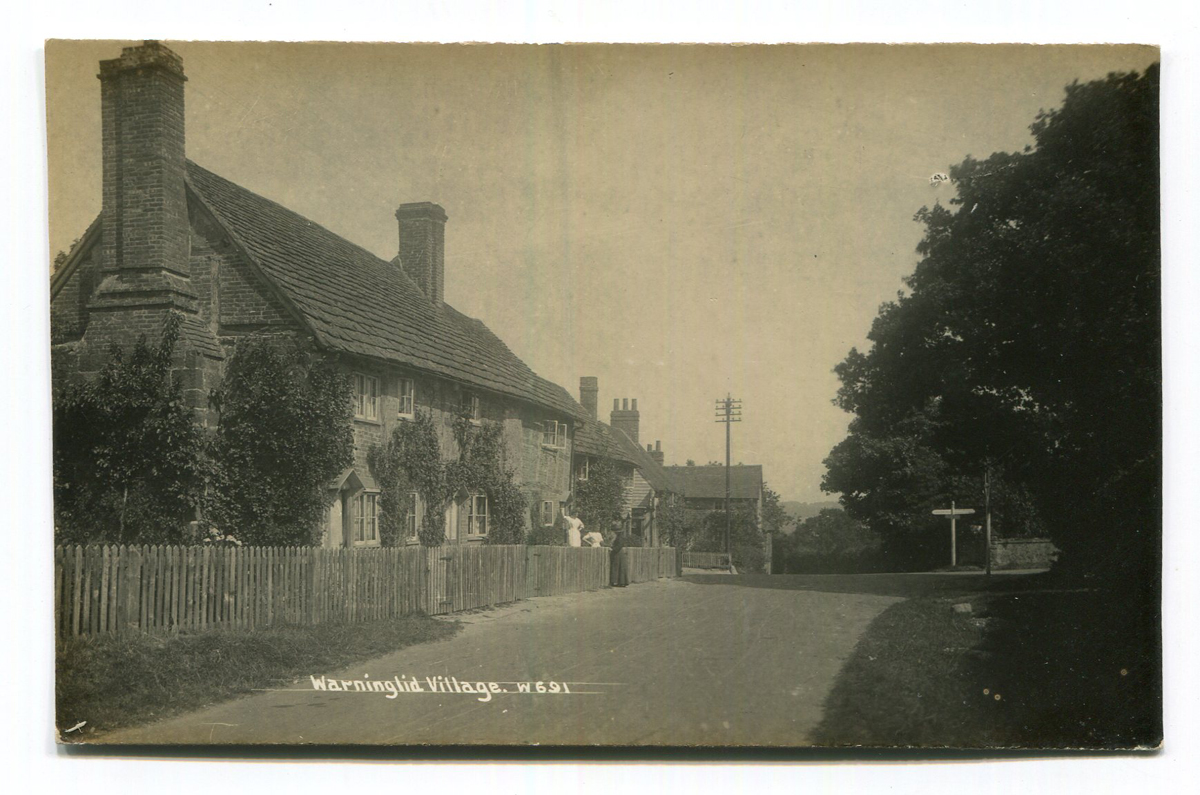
[[100, 575, 907, 747]]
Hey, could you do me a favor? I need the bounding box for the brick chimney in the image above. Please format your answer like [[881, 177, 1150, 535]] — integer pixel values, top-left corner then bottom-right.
[[650, 440, 664, 466], [611, 398, 640, 444], [579, 377, 598, 420], [92, 41, 195, 311], [396, 202, 447, 306]]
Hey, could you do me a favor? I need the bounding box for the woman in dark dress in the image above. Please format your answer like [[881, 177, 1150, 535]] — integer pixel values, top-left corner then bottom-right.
[[610, 512, 631, 587]]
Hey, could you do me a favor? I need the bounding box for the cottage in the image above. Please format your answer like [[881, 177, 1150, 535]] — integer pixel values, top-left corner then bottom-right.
[[50, 41, 587, 548], [663, 463, 765, 523], [570, 379, 680, 546]]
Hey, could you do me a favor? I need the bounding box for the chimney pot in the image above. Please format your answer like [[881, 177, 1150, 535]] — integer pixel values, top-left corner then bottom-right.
[[632, 398, 638, 411], [613, 398, 619, 411], [622, 398, 629, 411]]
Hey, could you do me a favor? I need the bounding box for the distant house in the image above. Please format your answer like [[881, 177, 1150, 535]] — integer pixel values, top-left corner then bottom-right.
[[50, 41, 587, 548], [569, 379, 680, 546], [663, 464, 765, 524]]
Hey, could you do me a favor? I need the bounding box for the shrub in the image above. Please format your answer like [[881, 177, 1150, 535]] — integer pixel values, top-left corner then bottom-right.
[[53, 314, 206, 545], [205, 336, 353, 546]]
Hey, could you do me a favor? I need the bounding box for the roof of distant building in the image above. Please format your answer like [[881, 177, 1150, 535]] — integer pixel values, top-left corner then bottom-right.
[[662, 464, 764, 500]]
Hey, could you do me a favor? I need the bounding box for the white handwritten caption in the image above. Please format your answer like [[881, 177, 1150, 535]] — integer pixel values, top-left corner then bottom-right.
[[307, 674, 616, 702]]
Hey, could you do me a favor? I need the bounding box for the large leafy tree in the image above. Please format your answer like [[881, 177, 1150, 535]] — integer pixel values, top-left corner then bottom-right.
[[205, 337, 354, 546], [824, 65, 1159, 581]]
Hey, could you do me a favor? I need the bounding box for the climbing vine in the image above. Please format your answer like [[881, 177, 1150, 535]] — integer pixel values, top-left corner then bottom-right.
[[447, 417, 527, 544], [367, 410, 447, 546]]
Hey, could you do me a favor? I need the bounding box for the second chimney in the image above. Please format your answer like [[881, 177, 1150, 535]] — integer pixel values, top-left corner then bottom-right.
[[611, 398, 640, 444], [396, 202, 448, 306], [650, 440, 664, 466], [580, 377, 598, 420]]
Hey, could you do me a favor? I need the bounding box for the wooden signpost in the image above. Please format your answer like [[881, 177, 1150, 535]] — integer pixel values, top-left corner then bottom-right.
[[932, 501, 976, 567]]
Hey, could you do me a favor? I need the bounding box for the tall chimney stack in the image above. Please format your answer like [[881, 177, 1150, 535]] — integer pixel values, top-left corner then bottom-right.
[[579, 377, 598, 420], [396, 202, 447, 306], [611, 397, 640, 444], [92, 41, 195, 311]]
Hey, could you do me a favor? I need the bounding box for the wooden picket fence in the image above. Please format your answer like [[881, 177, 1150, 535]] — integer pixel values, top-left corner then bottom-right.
[[54, 544, 676, 638], [624, 547, 679, 583], [681, 551, 732, 570]]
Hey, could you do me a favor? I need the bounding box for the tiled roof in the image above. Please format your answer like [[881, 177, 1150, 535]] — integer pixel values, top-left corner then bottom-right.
[[663, 464, 763, 500], [185, 161, 585, 420], [573, 416, 679, 494]]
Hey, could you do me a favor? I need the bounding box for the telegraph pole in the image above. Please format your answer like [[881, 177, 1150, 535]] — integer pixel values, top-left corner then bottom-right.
[[715, 394, 742, 558], [984, 465, 993, 577]]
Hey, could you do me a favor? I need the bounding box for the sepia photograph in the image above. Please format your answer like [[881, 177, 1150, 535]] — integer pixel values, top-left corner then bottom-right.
[[45, 39, 1161, 749]]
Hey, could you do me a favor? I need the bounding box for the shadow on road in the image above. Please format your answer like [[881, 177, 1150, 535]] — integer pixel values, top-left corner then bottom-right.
[[679, 571, 1054, 599]]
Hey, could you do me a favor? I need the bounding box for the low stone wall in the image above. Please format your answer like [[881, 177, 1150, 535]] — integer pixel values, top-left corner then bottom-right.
[[990, 538, 1058, 570]]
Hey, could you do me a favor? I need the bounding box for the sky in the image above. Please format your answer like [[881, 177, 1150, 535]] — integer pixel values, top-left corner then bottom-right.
[[45, 41, 1158, 502]]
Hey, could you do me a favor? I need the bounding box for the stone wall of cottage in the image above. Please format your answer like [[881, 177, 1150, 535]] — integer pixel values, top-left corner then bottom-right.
[[338, 358, 574, 541]]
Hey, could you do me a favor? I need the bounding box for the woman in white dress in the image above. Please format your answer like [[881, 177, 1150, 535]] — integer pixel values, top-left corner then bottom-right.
[[562, 505, 585, 547]]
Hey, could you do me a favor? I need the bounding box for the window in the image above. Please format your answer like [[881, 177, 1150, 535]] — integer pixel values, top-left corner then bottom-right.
[[353, 373, 379, 421], [577, 457, 590, 481], [542, 420, 566, 448], [541, 500, 555, 526], [467, 494, 489, 536], [397, 377, 415, 418], [405, 492, 419, 540], [352, 492, 379, 545], [466, 393, 481, 421]]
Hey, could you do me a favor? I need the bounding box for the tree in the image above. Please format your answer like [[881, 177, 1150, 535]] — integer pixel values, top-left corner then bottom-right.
[[571, 459, 627, 538], [824, 65, 1159, 582], [775, 508, 884, 574], [695, 503, 767, 573], [205, 336, 353, 546], [53, 315, 206, 544], [760, 485, 788, 536]]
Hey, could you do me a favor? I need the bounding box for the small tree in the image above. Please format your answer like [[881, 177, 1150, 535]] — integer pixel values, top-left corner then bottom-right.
[[697, 503, 767, 573], [53, 315, 205, 544], [205, 336, 353, 546]]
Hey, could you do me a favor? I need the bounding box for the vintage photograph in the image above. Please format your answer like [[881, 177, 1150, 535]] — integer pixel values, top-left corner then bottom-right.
[[46, 40, 1161, 748]]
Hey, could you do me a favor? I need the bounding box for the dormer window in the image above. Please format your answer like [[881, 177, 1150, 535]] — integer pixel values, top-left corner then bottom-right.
[[353, 373, 379, 421], [542, 420, 566, 448], [397, 377, 415, 419]]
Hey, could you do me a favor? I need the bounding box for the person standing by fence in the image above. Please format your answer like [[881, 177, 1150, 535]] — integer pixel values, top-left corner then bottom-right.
[[562, 505, 584, 547], [610, 511, 631, 587]]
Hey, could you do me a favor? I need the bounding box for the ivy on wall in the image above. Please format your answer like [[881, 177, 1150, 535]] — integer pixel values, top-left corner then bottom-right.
[[571, 458, 628, 539], [205, 336, 354, 546], [367, 410, 448, 547], [447, 416, 527, 545]]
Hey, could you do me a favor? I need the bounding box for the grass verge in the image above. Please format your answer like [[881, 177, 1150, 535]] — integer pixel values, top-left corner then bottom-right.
[[812, 580, 1161, 749], [57, 615, 460, 741]]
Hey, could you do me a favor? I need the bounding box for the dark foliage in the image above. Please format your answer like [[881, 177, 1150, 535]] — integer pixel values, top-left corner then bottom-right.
[[447, 417, 526, 544], [823, 65, 1160, 585], [368, 410, 446, 546], [53, 315, 206, 544], [695, 504, 768, 573], [205, 336, 353, 545], [571, 458, 628, 535], [774, 508, 887, 574]]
